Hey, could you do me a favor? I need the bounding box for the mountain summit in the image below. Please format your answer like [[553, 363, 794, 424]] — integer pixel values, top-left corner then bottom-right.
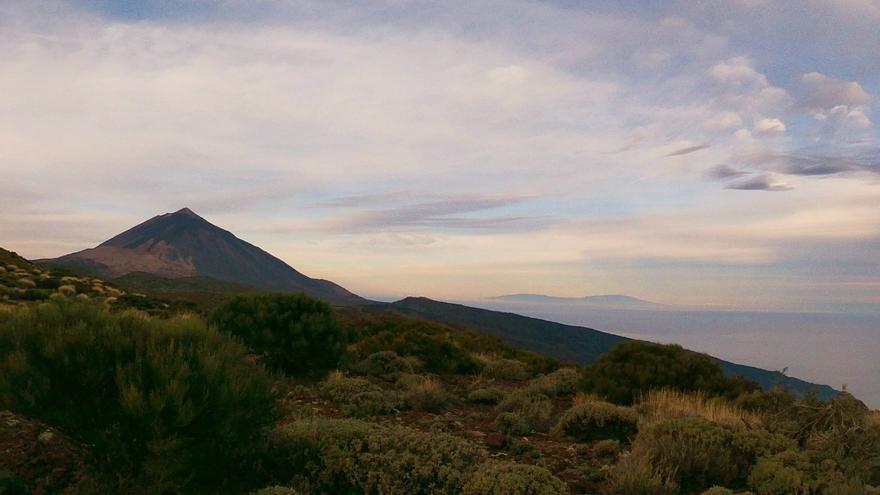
[[46, 208, 363, 304]]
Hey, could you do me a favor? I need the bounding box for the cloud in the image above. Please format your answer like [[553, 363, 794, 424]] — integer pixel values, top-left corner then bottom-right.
[[754, 118, 786, 136], [665, 143, 711, 156], [707, 164, 748, 179], [800, 72, 871, 110], [724, 174, 792, 191]]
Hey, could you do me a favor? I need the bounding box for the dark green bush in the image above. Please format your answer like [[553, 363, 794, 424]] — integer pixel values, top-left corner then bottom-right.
[[0, 301, 279, 494], [351, 350, 419, 380], [633, 417, 791, 494], [320, 373, 399, 416], [581, 341, 760, 405], [493, 412, 530, 436], [212, 292, 347, 375], [525, 368, 580, 397], [497, 389, 555, 432], [551, 400, 638, 442], [462, 462, 567, 495], [467, 386, 509, 405], [482, 358, 530, 381], [400, 375, 450, 412], [352, 325, 480, 375], [269, 418, 486, 494], [605, 452, 677, 495]]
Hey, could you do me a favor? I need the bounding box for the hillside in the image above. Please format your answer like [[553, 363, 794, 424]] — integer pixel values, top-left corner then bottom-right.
[[389, 297, 837, 398], [43, 208, 363, 305]]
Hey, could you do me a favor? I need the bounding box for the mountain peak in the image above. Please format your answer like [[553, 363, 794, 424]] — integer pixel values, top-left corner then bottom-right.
[[172, 207, 201, 218]]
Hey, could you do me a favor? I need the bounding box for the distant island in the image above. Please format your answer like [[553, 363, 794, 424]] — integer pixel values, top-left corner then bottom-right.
[[492, 293, 665, 309]]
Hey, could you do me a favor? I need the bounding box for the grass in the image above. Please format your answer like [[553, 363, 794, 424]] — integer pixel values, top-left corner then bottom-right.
[[636, 388, 762, 428]]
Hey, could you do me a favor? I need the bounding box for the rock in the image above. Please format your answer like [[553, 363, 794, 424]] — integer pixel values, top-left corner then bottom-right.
[[38, 430, 55, 443]]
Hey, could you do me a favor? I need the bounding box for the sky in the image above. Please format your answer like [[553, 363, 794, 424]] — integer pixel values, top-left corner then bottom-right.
[[1, 0, 879, 311]]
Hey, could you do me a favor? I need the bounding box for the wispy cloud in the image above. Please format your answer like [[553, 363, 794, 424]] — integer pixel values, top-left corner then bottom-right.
[[665, 143, 711, 157], [724, 174, 791, 191]]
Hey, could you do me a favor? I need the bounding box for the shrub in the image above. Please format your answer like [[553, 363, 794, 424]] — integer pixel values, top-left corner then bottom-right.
[[462, 462, 567, 495], [401, 375, 450, 412], [638, 389, 762, 428], [552, 400, 638, 442], [270, 418, 486, 494], [592, 439, 621, 458], [605, 452, 677, 495], [468, 387, 509, 405], [482, 358, 530, 381], [581, 341, 760, 405], [320, 372, 399, 416], [633, 417, 791, 494], [526, 368, 580, 397], [493, 412, 530, 436], [252, 487, 302, 495], [0, 301, 279, 493], [212, 292, 347, 375], [351, 350, 418, 380], [700, 488, 734, 495], [497, 389, 555, 431]]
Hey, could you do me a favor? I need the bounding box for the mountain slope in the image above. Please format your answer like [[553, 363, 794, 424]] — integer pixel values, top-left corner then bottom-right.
[[390, 297, 837, 398], [44, 208, 363, 305]]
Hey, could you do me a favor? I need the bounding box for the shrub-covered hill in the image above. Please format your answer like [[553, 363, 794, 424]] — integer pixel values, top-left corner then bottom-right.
[[1, 294, 877, 495]]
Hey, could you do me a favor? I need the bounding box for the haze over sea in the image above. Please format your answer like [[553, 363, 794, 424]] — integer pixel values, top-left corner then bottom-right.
[[463, 300, 880, 408]]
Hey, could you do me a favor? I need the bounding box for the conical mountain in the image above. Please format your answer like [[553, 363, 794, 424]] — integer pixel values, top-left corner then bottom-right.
[[47, 208, 363, 304]]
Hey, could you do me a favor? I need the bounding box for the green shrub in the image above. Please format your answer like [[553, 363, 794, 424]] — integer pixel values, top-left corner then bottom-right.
[[700, 487, 734, 495], [212, 292, 347, 375], [592, 438, 621, 458], [633, 417, 790, 494], [482, 358, 530, 381], [497, 389, 555, 431], [462, 462, 567, 495], [605, 452, 677, 495], [493, 412, 531, 436], [748, 448, 871, 495], [526, 368, 579, 397], [468, 387, 509, 405], [270, 418, 486, 494], [320, 373, 399, 416], [551, 400, 638, 442], [252, 487, 302, 495], [401, 375, 450, 412], [581, 341, 759, 405], [351, 350, 419, 380], [0, 301, 279, 493]]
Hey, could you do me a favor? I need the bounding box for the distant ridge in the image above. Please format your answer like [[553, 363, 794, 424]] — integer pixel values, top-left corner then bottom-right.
[[390, 296, 837, 398], [493, 293, 664, 309], [42, 208, 363, 305]]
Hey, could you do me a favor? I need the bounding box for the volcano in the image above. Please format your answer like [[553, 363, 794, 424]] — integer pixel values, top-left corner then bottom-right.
[[45, 208, 363, 304]]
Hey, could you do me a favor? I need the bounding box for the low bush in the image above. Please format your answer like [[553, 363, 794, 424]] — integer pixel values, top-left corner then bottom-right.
[[401, 375, 450, 412], [0, 301, 279, 494], [468, 387, 509, 405], [700, 487, 734, 495], [605, 452, 677, 495], [581, 341, 760, 405], [212, 293, 348, 375], [482, 358, 530, 381], [552, 400, 638, 442], [270, 418, 486, 494], [320, 372, 399, 416], [497, 389, 555, 431], [592, 438, 621, 459], [493, 412, 531, 436], [252, 487, 302, 495], [633, 417, 792, 494], [526, 368, 579, 397], [351, 350, 419, 380], [638, 389, 761, 428], [462, 462, 567, 495]]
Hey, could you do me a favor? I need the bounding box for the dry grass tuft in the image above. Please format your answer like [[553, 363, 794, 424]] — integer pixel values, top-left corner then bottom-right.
[[573, 392, 603, 405], [637, 389, 761, 428]]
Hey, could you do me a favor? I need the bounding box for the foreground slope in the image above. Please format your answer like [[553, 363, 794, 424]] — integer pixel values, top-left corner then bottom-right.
[[43, 208, 363, 305], [390, 297, 837, 398]]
